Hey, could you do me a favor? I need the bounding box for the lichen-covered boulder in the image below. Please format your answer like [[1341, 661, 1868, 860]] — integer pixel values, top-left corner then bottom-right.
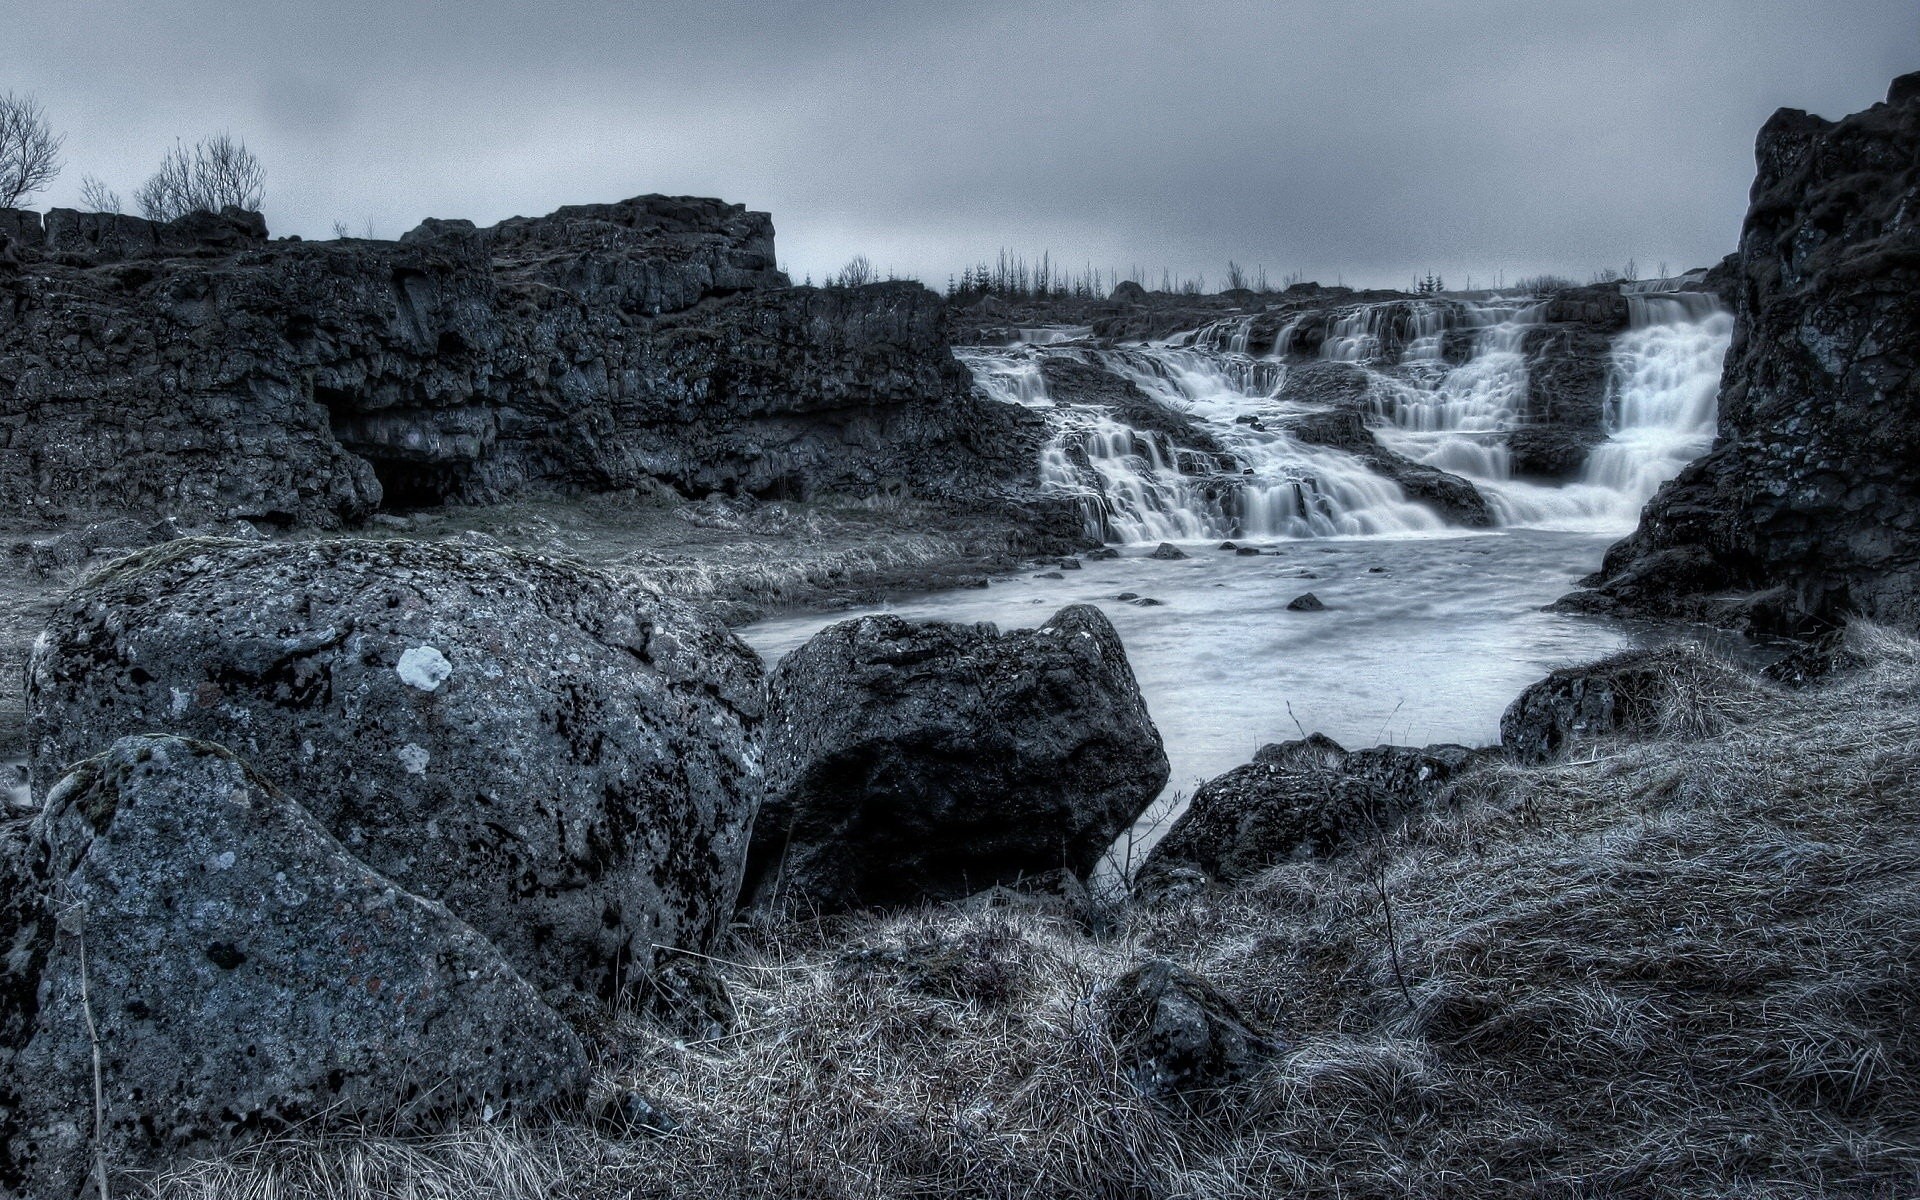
[[0, 736, 586, 1200], [27, 537, 764, 999], [1136, 734, 1474, 895], [747, 605, 1167, 911]]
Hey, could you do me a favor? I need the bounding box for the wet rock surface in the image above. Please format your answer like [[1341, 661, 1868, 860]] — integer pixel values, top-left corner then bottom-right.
[[26, 537, 764, 999], [1136, 734, 1474, 894], [1284, 407, 1493, 526], [1, 195, 1039, 527], [1561, 76, 1920, 632], [748, 604, 1168, 911], [0, 736, 585, 1199]]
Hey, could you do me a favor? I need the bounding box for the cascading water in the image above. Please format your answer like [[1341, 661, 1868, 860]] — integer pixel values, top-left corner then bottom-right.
[[962, 292, 1731, 545], [967, 337, 1449, 543], [1582, 295, 1732, 507]]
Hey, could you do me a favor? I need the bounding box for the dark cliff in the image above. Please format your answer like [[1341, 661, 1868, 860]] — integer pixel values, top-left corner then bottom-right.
[[0, 196, 1040, 526], [1560, 74, 1920, 632]]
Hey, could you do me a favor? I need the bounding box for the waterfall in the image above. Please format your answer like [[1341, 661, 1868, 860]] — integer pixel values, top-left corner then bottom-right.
[[956, 346, 1053, 407], [1582, 296, 1733, 507], [962, 290, 1730, 545]]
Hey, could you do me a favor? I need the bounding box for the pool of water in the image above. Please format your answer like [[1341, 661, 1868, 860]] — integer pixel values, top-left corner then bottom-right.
[[740, 529, 1640, 810]]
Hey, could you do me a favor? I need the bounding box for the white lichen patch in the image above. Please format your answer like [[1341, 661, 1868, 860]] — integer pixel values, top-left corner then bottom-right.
[[396, 645, 453, 692], [396, 743, 431, 775]]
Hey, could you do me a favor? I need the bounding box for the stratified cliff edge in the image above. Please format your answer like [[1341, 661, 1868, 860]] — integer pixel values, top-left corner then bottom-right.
[[1559, 73, 1920, 632], [0, 196, 1043, 526]]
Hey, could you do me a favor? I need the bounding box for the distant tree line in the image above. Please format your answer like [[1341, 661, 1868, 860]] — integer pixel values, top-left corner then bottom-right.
[[941, 249, 1306, 301]]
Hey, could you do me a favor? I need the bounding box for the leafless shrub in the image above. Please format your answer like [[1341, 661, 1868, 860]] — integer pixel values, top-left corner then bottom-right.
[[0, 91, 63, 209], [827, 254, 875, 288], [78, 175, 122, 214], [133, 134, 264, 221]]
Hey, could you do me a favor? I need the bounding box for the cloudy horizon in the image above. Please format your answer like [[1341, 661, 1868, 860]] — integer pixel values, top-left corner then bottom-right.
[[5, 0, 1915, 291]]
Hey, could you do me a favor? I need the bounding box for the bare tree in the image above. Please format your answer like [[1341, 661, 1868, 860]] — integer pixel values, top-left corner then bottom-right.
[[0, 92, 64, 209], [78, 175, 122, 214], [134, 133, 265, 221], [829, 254, 875, 288]]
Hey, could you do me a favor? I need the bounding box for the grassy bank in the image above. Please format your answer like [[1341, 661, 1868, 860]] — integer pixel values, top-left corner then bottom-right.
[[150, 626, 1920, 1199]]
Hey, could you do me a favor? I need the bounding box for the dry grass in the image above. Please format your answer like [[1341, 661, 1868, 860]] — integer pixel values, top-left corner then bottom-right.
[[146, 626, 1920, 1199]]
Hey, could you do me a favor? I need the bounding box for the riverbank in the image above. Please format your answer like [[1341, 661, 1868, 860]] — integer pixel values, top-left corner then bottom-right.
[[143, 622, 1920, 1199], [0, 492, 1082, 806]]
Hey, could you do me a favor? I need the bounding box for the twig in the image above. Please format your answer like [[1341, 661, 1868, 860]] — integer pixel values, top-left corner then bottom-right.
[[67, 905, 110, 1200], [1286, 700, 1308, 740]]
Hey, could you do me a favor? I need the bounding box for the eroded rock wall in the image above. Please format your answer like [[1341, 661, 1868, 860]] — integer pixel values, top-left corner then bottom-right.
[[0, 196, 1038, 526]]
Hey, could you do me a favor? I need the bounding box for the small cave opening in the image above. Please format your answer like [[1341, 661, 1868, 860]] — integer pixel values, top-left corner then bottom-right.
[[364, 457, 474, 511]]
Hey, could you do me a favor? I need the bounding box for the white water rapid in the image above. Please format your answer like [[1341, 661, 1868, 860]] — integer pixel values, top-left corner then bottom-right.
[[968, 290, 1731, 544]]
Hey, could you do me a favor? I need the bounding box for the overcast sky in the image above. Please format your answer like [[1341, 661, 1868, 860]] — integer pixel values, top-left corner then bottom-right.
[[5, 1, 1914, 289]]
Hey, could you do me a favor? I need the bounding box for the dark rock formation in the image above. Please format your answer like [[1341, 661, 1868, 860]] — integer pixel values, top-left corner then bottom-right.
[[1037, 356, 1231, 457], [1, 196, 1039, 526], [1559, 75, 1920, 632], [1499, 643, 1765, 763], [1, 736, 585, 1199], [1136, 734, 1474, 894], [1149, 542, 1189, 560], [1513, 323, 1616, 480], [748, 605, 1168, 911], [1285, 407, 1494, 526], [1099, 959, 1276, 1106], [27, 538, 763, 999], [1286, 592, 1326, 612]]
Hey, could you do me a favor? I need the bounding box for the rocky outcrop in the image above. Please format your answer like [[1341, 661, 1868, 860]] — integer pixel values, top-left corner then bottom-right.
[[1, 195, 1040, 526], [1285, 407, 1493, 526], [1512, 321, 1617, 480], [1038, 356, 1231, 458], [1499, 643, 1765, 763], [747, 605, 1168, 911], [1136, 734, 1474, 894], [0, 736, 585, 1199], [27, 537, 763, 999], [1559, 74, 1920, 632]]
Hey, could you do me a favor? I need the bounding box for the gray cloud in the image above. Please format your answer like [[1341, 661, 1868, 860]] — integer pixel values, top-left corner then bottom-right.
[[4, 0, 1914, 287]]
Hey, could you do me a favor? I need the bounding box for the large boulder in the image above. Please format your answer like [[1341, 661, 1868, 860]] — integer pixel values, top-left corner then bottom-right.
[[746, 605, 1168, 910], [27, 538, 764, 999], [0, 736, 586, 1200], [1136, 734, 1474, 894], [1559, 74, 1920, 632]]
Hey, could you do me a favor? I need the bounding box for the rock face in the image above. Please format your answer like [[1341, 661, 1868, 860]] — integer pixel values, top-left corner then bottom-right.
[[1560, 75, 1920, 632], [27, 537, 763, 999], [0, 195, 1039, 526], [0, 736, 586, 1199], [1099, 959, 1275, 1106], [747, 605, 1168, 910], [1136, 734, 1473, 893]]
